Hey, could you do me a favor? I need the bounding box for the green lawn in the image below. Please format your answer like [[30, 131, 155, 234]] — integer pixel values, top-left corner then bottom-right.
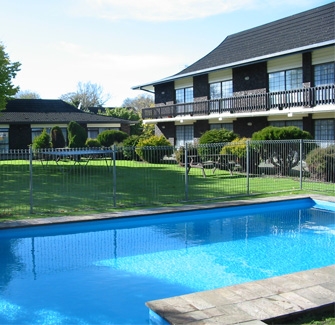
[[1, 158, 334, 221]]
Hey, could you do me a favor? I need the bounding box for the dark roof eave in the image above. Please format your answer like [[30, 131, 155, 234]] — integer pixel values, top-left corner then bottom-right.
[[132, 40, 335, 90]]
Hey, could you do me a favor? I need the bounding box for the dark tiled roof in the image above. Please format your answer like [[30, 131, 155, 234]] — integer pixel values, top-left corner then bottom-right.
[[1, 99, 132, 124], [176, 2, 335, 76]]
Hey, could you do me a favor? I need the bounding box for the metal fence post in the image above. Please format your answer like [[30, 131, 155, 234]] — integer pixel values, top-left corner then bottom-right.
[[112, 145, 117, 207], [29, 147, 34, 214], [246, 140, 250, 195], [300, 139, 303, 190], [185, 143, 189, 201]]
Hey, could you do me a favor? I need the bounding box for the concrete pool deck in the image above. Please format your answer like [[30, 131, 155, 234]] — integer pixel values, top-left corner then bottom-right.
[[1, 194, 335, 324], [147, 265, 335, 324]]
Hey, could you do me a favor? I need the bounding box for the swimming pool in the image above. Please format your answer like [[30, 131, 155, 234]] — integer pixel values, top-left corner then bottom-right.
[[0, 198, 334, 324]]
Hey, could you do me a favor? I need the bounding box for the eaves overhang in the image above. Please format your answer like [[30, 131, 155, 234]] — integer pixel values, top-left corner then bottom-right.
[[132, 40, 335, 91]]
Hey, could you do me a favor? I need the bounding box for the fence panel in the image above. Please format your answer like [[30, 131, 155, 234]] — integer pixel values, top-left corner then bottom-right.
[[0, 149, 31, 216], [0, 140, 334, 218], [30, 148, 116, 215], [114, 146, 185, 207]]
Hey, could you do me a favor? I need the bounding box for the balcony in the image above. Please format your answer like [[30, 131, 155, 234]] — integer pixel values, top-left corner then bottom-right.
[[142, 85, 335, 119]]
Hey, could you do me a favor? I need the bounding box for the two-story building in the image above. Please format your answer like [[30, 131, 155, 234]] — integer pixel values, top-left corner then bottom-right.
[[133, 2, 335, 147]]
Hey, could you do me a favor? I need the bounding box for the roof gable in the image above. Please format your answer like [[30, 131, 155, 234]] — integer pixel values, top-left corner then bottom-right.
[[5, 99, 80, 113], [176, 2, 335, 76], [1, 99, 132, 124]]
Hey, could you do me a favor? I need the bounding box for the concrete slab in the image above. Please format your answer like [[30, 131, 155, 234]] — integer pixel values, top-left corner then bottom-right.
[[147, 266, 335, 324]]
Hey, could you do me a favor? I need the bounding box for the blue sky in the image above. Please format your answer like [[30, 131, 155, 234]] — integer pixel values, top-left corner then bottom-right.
[[0, 0, 332, 106]]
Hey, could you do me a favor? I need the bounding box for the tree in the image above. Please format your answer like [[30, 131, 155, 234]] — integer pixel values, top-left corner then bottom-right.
[[50, 126, 65, 148], [198, 128, 238, 160], [15, 90, 41, 99], [32, 129, 51, 150], [105, 107, 142, 135], [252, 126, 313, 175], [97, 130, 128, 147], [0, 43, 21, 110], [135, 135, 173, 163], [122, 94, 154, 112], [67, 121, 87, 148], [60, 81, 110, 111]]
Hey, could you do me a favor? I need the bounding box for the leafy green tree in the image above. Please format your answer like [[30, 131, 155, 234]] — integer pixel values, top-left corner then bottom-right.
[[50, 126, 65, 148], [251, 126, 313, 175], [199, 129, 238, 144], [32, 129, 51, 150], [122, 135, 141, 160], [0, 43, 21, 110], [86, 138, 101, 148], [198, 128, 238, 160], [135, 135, 173, 163], [105, 107, 142, 135], [252, 126, 312, 140], [67, 121, 87, 148], [97, 130, 128, 147]]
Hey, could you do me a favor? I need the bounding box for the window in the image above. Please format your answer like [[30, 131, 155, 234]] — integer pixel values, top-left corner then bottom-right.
[[209, 80, 233, 113], [210, 123, 233, 131], [314, 119, 335, 141], [269, 68, 303, 107], [269, 68, 302, 92], [269, 120, 303, 129], [176, 125, 194, 147], [88, 128, 99, 139], [176, 87, 193, 114], [314, 63, 335, 103], [314, 62, 335, 86], [0, 128, 9, 152], [176, 87, 193, 103]]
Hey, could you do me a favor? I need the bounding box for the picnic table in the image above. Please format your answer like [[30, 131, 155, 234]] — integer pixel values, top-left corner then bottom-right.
[[184, 154, 237, 178]]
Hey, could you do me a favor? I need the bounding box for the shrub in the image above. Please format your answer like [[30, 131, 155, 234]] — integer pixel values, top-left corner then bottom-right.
[[97, 130, 128, 147], [199, 128, 238, 144], [50, 126, 65, 148], [306, 145, 335, 182], [68, 121, 87, 148], [251, 126, 313, 175], [122, 135, 141, 160], [252, 126, 312, 140], [85, 138, 101, 148], [198, 128, 238, 160], [175, 144, 199, 165], [135, 135, 173, 163], [32, 129, 51, 150], [220, 137, 248, 158]]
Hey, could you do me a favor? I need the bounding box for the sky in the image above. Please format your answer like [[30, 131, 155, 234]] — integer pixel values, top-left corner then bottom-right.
[[0, 0, 332, 107]]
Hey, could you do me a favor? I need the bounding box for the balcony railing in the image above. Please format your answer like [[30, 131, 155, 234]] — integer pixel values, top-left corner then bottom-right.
[[142, 84, 335, 119]]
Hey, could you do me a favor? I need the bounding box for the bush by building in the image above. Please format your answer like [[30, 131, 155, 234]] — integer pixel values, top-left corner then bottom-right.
[[32, 129, 51, 150], [97, 130, 128, 147], [50, 126, 65, 148], [135, 135, 173, 163], [68, 121, 88, 148], [306, 145, 335, 182]]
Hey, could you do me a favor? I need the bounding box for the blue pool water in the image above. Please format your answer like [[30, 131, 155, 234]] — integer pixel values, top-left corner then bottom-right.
[[0, 198, 334, 324]]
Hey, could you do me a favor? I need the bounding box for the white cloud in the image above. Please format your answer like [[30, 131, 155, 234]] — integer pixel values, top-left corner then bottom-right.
[[74, 0, 256, 21], [15, 41, 185, 106], [71, 0, 323, 21]]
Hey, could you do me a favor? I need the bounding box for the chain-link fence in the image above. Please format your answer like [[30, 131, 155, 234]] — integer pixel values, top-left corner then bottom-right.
[[1, 140, 334, 217]]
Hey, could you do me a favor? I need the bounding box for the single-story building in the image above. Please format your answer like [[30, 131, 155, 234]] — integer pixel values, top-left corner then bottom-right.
[[133, 2, 335, 146], [0, 99, 133, 151]]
